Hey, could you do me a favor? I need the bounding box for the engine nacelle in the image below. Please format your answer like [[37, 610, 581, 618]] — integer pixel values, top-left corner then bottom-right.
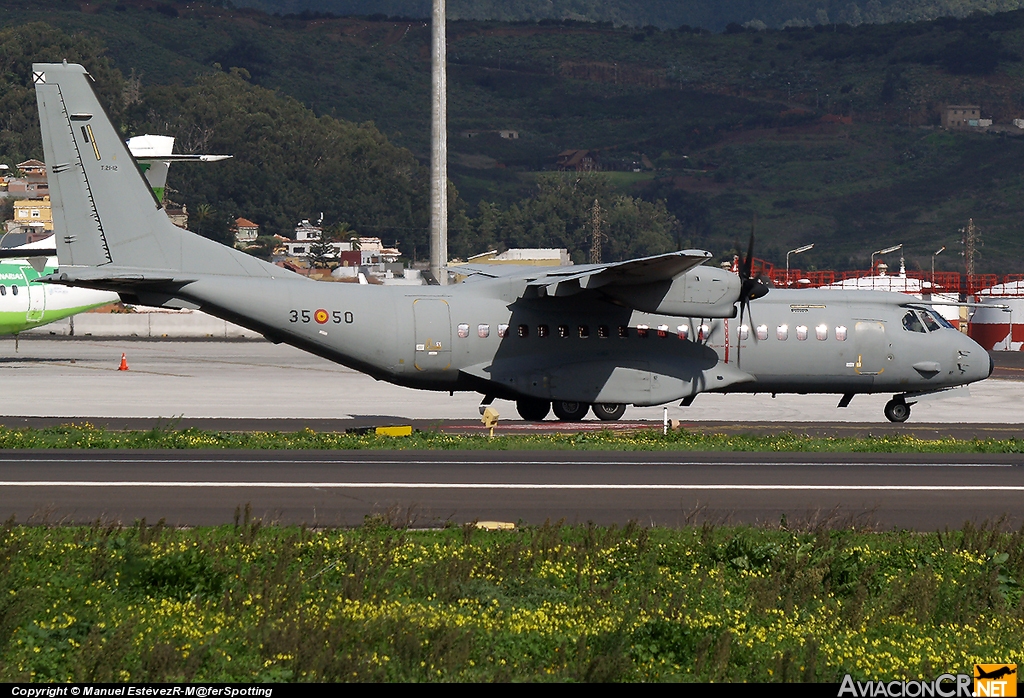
[[600, 265, 741, 317]]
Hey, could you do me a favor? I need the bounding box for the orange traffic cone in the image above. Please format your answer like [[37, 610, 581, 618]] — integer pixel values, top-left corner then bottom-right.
[[118, 353, 129, 371]]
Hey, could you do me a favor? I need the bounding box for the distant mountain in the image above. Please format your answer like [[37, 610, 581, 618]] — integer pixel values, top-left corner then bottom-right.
[[227, 0, 1024, 31]]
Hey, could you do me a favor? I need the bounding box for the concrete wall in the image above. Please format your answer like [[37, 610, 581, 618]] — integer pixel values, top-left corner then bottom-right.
[[23, 310, 262, 338]]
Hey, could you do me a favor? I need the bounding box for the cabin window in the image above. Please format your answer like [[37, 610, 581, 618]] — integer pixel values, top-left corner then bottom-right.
[[636, 324, 649, 338], [756, 324, 768, 341], [11, 286, 17, 296], [578, 325, 590, 339], [457, 323, 470, 338], [657, 324, 669, 338], [0, 286, 5, 296], [796, 325, 808, 341], [498, 324, 509, 338], [815, 324, 828, 341], [677, 324, 689, 340], [902, 311, 926, 333], [777, 324, 789, 341], [518, 324, 529, 338], [738, 324, 749, 340], [618, 325, 630, 338], [558, 325, 570, 338], [478, 324, 490, 338], [537, 324, 550, 338], [598, 325, 609, 338], [835, 325, 848, 341]]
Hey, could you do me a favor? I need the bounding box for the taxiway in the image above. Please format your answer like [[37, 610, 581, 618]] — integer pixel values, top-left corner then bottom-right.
[[1, 337, 1022, 425]]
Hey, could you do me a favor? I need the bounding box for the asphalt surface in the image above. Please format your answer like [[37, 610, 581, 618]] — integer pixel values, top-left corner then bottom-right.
[[2, 450, 1022, 530], [0, 338, 1021, 428]]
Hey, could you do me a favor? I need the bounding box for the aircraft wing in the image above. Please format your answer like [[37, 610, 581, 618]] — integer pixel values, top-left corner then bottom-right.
[[451, 249, 713, 294], [526, 250, 712, 290]]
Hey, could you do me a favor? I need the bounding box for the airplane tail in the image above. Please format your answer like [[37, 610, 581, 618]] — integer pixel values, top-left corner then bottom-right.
[[33, 62, 273, 279]]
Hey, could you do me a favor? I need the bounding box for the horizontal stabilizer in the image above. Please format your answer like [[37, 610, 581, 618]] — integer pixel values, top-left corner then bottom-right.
[[0, 249, 57, 259], [36, 267, 197, 290]]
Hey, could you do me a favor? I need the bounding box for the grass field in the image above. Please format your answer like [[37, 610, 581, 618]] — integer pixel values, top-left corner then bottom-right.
[[0, 424, 1021, 453], [1, 518, 1021, 681]]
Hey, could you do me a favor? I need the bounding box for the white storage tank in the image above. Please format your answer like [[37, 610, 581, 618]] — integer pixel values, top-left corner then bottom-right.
[[969, 280, 1024, 351]]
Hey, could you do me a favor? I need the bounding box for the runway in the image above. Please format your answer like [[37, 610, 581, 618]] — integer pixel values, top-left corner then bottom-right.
[[1, 450, 1021, 529], [1, 337, 1022, 427], [1, 337, 1021, 530]]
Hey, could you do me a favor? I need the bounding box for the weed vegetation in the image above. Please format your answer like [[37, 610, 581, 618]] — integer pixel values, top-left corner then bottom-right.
[[0, 515, 1021, 681], [0, 424, 1022, 452]]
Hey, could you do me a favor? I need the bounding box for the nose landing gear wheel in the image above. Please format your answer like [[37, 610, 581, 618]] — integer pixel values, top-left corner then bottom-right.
[[592, 403, 626, 421], [884, 398, 910, 423], [516, 398, 551, 421], [552, 400, 589, 421]]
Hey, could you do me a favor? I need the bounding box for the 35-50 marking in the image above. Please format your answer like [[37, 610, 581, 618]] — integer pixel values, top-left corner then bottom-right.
[[289, 309, 353, 324]]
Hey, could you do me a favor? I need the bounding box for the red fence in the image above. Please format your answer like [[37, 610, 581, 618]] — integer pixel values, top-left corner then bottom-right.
[[760, 268, 1023, 296]]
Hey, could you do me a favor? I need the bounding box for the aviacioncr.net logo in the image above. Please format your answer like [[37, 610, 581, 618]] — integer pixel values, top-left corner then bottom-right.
[[838, 674, 973, 697], [974, 664, 1017, 697]]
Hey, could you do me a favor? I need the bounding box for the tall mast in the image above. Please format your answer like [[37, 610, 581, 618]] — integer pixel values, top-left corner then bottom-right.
[[429, 0, 448, 285]]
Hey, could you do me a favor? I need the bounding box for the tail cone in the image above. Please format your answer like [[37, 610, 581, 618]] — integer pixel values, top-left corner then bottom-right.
[[118, 353, 129, 371]]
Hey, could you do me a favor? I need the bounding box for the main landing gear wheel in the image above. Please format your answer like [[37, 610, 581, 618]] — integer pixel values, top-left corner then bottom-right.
[[884, 398, 911, 423], [552, 400, 589, 421], [516, 398, 551, 421], [592, 403, 626, 421]]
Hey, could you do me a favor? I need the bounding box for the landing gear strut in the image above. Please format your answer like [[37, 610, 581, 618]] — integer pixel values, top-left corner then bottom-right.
[[552, 400, 589, 421], [884, 397, 911, 423], [516, 398, 551, 421]]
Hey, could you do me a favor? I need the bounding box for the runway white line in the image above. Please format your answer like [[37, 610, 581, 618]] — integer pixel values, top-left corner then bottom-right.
[[0, 458, 1016, 468], [2, 482, 1024, 491]]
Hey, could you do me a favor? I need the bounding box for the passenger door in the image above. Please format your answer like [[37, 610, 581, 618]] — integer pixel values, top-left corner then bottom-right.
[[413, 299, 451, 371]]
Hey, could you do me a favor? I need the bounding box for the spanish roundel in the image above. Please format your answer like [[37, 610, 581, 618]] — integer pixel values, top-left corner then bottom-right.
[[314, 309, 329, 324]]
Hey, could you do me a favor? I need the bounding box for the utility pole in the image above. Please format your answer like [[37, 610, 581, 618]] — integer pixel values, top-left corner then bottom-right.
[[429, 0, 448, 285], [961, 218, 978, 278], [590, 198, 602, 264]]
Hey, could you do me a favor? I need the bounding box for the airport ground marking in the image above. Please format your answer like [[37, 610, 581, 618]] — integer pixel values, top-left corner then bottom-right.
[[2, 481, 1024, 491]]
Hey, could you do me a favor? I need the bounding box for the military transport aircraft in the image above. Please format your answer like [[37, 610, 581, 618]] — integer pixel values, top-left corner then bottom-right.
[[31, 62, 994, 422]]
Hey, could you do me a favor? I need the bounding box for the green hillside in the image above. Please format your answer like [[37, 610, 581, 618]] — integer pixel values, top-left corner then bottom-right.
[[229, 0, 1024, 32], [2, 1, 1024, 272]]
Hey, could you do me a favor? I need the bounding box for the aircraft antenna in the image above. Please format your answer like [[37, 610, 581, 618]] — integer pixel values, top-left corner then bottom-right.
[[589, 198, 603, 264]]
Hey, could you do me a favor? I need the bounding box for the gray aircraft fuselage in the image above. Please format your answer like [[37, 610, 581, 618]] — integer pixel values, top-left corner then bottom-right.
[[179, 274, 991, 407]]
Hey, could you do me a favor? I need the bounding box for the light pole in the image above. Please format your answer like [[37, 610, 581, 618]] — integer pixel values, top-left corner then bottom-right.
[[931, 245, 945, 289], [871, 244, 902, 274], [786, 244, 814, 287]]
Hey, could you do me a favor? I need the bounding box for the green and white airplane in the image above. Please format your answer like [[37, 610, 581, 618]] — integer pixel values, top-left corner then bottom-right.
[[0, 129, 230, 337], [0, 235, 118, 336], [33, 62, 994, 422]]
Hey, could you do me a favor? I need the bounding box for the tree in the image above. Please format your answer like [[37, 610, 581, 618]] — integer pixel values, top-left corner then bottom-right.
[[307, 228, 336, 269]]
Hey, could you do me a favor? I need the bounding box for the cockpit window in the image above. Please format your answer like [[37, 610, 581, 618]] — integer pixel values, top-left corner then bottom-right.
[[920, 309, 948, 331], [902, 311, 926, 333]]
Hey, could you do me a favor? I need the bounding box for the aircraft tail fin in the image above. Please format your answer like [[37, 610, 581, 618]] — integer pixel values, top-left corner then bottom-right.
[[33, 62, 272, 278]]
